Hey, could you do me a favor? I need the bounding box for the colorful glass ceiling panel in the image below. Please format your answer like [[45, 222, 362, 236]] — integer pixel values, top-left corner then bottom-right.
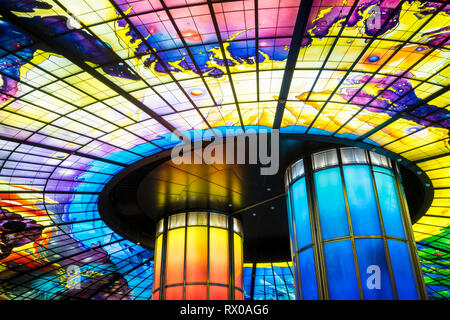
[[0, 0, 448, 299]]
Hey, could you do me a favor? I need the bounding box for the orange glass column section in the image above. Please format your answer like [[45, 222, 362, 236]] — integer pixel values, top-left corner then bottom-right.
[[152, 212, 243, 300], [185, 226, 208, 299], [165, 228, 185, 296], [234, 233, 244, 294], [209, 227, 229, 299]]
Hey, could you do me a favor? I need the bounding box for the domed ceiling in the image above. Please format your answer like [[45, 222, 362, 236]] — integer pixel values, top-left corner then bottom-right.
[[0, 0, 448, 299]]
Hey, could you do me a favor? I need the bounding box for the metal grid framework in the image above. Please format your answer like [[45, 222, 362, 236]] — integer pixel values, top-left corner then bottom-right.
[[285, 148, 428, 300], [0, 0, 448, 300]]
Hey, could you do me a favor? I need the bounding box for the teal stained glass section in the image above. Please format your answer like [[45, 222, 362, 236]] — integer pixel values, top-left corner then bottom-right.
[[355, 239, 394, 300], [388, 240, 419, 300], [373, 171, 406, 239], [314, 167, 350, 240], [291, 177, 312, 250], [323, 240, 360, 300], [343, 165, 382, 236]]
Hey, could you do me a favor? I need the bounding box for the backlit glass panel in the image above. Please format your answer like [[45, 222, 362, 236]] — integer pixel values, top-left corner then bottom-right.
[[0, 0, 447, 300], [314, 167, 350, 240]]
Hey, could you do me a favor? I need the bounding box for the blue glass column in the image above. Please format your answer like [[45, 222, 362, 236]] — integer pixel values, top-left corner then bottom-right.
[[285, 147, 427, 300]]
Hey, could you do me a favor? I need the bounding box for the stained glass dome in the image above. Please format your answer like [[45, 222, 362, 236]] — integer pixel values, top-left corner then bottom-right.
[[0, 0, 448, 300]]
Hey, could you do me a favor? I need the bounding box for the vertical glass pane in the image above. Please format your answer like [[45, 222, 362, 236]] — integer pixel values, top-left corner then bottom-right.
[[233, 218, 243, 235], [314, 167, 350, 240], [292, 255, 300, 299], [286, 189, 295, 253], [343, 165, 382, 235], [156, 219, 164, 236], [168, 212, 186, 229], [291, 177, 312, 249], [388, 240, 419, 300], [313, 149, 338, 170], [210, 212, 228, 228], [370, 152, 391, 168], [209, 227, 229, 285], [341, 147, 367, 164], [234, 233, 243, 290], [244, 265, 252, 300], [165, 228, 185, 286], [299, 248, 318, 300], [355, 239, 394, 300], [235, 290, 243, 300], [188, 212, 207, 226], [324, 240, 359, 300], [153, 234, 163, 291], [373, 171, 406, 239], [290, 158, 304, 181], [186, 226, 208, 283]]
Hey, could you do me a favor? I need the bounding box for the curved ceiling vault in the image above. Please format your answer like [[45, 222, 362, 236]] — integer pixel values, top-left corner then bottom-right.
[[0, 0, 448, 300]]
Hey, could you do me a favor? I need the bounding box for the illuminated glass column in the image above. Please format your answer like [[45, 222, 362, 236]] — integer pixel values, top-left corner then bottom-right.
[[285, 147, 427, 300], [152, 211, 244, 300]]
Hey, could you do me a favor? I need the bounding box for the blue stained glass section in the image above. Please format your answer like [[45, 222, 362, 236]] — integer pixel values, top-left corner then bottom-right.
[[291, 178, 312, 249], [286, 189, 295, 253], [373, 171, 406, 239], [387, 240, 419, 300], [355, 239, 394, 300], [314, 167, 350, 240], [324, 240, 360, 300], [299, 248, 319, 300], [343, 165, 382, 235]]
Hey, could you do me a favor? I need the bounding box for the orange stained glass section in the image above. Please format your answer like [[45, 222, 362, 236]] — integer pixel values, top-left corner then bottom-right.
[[185, 285, 207, 300], [234, 233, 243, 290], [165, 228, 185, 286], [209, 286, 229, 300], [165, 286, 183, 300], [153, 234, 163, 292], [186, 226, 208, 283], [209, 227, 229, 285]]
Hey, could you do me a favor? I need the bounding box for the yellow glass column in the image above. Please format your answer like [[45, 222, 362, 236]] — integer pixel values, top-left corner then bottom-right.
[[152, 211, 244, 300]]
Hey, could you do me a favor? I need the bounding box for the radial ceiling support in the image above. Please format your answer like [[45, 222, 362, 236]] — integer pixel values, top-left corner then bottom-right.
[[0, 7, 188, 142], [272, 0, 314, 129]]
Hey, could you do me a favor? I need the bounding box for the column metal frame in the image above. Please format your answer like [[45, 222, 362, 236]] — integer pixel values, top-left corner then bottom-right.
[[336, 148, 365, 299], [367, 152, 399, 299], [152, 211, 243, 300], [285, 147, 428, 300], [303, 154, 329, 299], [392, 163, 429, 300]]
